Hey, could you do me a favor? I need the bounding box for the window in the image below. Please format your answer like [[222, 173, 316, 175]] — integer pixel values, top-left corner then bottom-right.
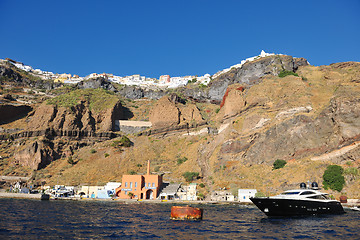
[[300, 191, 316, 195], [135, 182, 138, 188], [281, 191, 300, 195], [125, 182, 128, 187], [148, 183, 151, 187], [152, 183, 155, 187], [130, 182, 133, 188], [307, 195, 329, 200]]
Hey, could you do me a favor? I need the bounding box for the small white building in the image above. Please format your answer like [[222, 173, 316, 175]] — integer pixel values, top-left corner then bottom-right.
[[104, 182, 121, 192], [177, 183, 197, 201], [210, 191, 235, 202], [238, 189, 257, 203]]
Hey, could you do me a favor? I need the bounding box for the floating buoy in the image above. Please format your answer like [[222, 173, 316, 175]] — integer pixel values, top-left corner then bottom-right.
[[170, 206, 203, 221]]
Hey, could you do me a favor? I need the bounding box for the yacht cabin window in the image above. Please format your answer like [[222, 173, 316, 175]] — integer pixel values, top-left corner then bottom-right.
[[281, 192, 300, 195], [300, 191, 316, 195]]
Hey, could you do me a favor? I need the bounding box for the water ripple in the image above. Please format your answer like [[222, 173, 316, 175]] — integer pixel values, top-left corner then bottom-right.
[[0, 199, 359, 239]]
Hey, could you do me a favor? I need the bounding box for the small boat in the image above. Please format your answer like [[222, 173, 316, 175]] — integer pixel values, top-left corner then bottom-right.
[[250, 182, 345, 217], [170, 206, 203, 220], [351, 206, 360, 211], [40, 194, 50, 200]]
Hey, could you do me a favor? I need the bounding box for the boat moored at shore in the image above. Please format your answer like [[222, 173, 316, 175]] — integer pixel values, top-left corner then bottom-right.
[[250, 182, 345, 217]]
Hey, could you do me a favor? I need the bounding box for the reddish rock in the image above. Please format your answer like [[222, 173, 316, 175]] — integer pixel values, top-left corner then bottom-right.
[[14, 140, 55, 170], [221, 85, 247, 119], [27, 100, 124, 132], [149, 95, 203, 130], [149, 95, 181, 129]]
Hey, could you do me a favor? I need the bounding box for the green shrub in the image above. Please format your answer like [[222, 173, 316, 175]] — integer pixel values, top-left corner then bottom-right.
[[273, 159, 287, 170], [197, 193, 205, 200], [119, 136, 132, 147], [199, 84, 207, 89], [215, 108, 220, 113], [67, 156, 75, 165], [128, 170, 137, 175], [344, 167, 359, 177], [199, 183, 205, 188], [111, 136, 132, 148], [278, 70, 299, 78], [177, 157, 188, 165], [323, 165, 345, 192], [104, 153, 110, 158], [188, 78, 197, 84], [182, 172, 199, 182], [90, 149, 96, 154]]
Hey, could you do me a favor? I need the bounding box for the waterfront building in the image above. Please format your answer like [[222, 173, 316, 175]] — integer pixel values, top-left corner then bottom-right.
[[238, 189, 257, 202], [158, 183, 181, 200], [78, 185, 105, 198], [93, 182, 121, 199], [210, 190, 235, 201], [177, 183, 198, 201], [116, 161, 163, 200]]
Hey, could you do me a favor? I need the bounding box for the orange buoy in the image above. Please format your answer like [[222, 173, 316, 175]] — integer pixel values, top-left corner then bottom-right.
[[170, 206, 203, 221]]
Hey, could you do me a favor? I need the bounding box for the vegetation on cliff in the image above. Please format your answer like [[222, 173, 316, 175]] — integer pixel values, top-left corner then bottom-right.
[[323, 165, 345, 192], [46, 88, 119, 113]]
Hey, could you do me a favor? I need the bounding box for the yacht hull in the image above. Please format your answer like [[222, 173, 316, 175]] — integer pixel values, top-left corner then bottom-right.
[[250, 197, 345, 216]]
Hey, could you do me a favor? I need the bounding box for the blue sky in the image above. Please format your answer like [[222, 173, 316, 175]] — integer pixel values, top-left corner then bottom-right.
[[1, 0, 359, 78]]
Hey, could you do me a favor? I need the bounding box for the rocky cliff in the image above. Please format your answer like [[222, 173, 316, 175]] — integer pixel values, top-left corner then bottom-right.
[[149, 94, 204, 130], [0, 61, 62, 89], [14, 140, 55, 170], [27, 99, 127, 133], [207, 55, 309, 102], [77, 77, 117, 92], [237, 93, 360, 165], [0, 104, 33, 124], [1, 56, 360, 198]]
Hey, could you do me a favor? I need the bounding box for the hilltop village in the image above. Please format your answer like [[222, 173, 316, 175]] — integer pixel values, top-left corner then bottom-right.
[[3, 50, 274, 89], [0, 51, 359, 203]]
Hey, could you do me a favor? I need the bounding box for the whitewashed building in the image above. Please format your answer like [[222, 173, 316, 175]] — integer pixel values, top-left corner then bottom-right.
[[238, 189, 257, 203]]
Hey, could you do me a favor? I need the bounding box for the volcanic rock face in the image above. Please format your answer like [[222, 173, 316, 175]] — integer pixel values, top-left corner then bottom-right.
[[237, 95, 360, 165], [208, 55, 309, 102], [0, 104, 33, 124], [220, 86, 246, 119], [149, 94, 203, 130], [149, 96, 180, 129], [77, 77, 117, 92], [14, 140, 55, 170], [0, 64, 23, 83], [235, 55, 307, 85], [27, 100, 125, 133], [117, 86, 167, 100]]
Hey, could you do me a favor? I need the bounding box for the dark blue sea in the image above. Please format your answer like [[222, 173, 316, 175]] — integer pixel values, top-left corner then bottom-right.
[[0, 198, 359, 239]]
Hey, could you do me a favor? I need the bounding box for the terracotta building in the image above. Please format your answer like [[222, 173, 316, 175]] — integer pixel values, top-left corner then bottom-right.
[[116, 161, 163, 199]]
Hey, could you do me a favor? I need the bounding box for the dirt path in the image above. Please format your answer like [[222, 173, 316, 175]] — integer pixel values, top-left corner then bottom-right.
[[196, 123, 229, 190]]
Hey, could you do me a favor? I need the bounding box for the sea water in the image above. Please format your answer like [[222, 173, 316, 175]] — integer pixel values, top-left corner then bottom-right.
[[0, 198, 359, 239]]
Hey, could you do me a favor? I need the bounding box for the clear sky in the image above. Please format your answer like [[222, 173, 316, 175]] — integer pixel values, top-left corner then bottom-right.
[[1, 0, 359, 78]]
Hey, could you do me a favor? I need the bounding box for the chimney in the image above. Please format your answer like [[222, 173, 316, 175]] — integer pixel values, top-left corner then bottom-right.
[[147, 160, 150, 175]]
